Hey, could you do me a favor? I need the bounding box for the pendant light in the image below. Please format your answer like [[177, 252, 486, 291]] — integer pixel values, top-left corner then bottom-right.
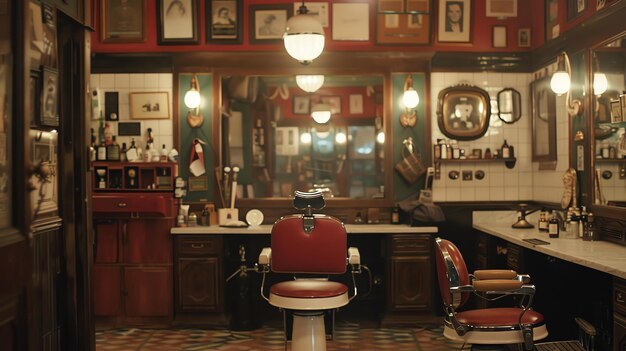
[[311, 103, 332, 124], [296, 74, 325, 93], [283, 2, 325, 64]]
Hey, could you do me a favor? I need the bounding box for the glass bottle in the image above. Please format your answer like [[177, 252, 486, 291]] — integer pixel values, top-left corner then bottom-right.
[[582, 212, 595, 241], [120, 143, 128, 162], [548, 211, 559, 238], [538, 210, 548, 232], [434, 139, 441, 159], [391, 204, 400, 224], [107, 136, 120, 161], [97, 140, 107, 161], [160, 144, 168, 162], [501, 139, 511, 159]]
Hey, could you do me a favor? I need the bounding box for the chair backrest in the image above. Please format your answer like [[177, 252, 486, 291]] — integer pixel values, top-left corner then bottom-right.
[[434, 237, 470, 309], [271, 214, 347, 274]]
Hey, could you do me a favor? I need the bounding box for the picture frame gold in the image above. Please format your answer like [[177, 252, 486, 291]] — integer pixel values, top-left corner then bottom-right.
[[100, 0, 147, 43], [129, 92, 170, 120], [436, 85, 491, 141]]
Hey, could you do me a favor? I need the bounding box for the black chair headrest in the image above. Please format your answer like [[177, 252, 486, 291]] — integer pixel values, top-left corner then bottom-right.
[[293, 191, 326, 211]]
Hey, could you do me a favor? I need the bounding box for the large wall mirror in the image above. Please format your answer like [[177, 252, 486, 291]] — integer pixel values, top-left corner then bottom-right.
[[592, 33, 626, 211], [219, 74, 389, 205]]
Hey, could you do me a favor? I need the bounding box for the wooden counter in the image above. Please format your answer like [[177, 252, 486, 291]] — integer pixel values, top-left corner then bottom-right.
[[472, 211, 626, 279], [171, 224, 438, 235]]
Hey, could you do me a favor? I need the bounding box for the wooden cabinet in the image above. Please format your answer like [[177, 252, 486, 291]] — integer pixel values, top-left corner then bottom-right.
[[615, 278, 626, 351], [92, 163, 176, 326], [383, 234, 434, 325], [174, 236, 224, 321]]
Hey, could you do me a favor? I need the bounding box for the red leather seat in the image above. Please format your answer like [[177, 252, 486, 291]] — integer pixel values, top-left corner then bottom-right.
[[456, 308, 545, 326], [270, 280, 348, 299]]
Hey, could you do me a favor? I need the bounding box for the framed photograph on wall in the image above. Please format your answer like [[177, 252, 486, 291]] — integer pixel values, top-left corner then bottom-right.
[[293, 96, 310, 114], [321, 96, 342, 114], [129, 92, 170, 119], [294, 2, 329, 27], [438, 0, 471, 43], [157, 0, 199, 45], [249, 4, 292, 43], [332, 3, 370, 41], [41, 3, 57, 68], [518, 28, 531, 47], [41, 67, 59, 127], [349, 94, 364, 114], [545, 0, 559, 41], [100, 0, 146, 43], [376, 0, 431, 45], [207, 0, 242, 43], [492, 26, 507, 48], [567, 0, 586, 21], [486, 0, 517, 17]]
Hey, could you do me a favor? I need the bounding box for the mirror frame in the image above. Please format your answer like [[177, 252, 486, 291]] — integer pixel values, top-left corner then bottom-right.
[[212, 69, 395, 209], [530, 76, 557, 163], [497, 88, 522, 124], [436, 85, 491, 141], [588, 33, 626, 220]]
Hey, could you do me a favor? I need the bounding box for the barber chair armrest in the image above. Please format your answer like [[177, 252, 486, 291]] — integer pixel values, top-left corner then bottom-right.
[[473, 279, 523, 292], [259, 247, 272, 266], [347, 247, 360, 266], [450, 285, 476, 293], [474, 269, 517, 280]]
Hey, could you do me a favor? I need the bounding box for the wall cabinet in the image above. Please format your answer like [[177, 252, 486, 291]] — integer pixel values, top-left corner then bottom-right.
[[383, 234, 434, 325], [92, 162, 176, 326]]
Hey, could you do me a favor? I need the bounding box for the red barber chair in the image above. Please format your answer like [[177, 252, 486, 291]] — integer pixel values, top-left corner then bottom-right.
[[434, 237, 548, 351], [257, 191, 362, 351]]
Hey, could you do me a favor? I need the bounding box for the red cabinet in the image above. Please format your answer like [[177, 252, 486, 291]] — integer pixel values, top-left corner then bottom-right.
[[92, 162, 176, 327]]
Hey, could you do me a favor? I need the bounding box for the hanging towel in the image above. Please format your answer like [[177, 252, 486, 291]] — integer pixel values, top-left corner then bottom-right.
[[189, 139, 206, 176]]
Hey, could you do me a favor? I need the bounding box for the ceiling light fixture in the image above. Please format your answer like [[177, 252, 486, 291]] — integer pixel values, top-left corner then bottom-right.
[[549, 51, 583, 117], [400, 75, 419, 127], [311, 103, 332, 124], [296, 74, 325, 92], [283, 1, 325, 64]]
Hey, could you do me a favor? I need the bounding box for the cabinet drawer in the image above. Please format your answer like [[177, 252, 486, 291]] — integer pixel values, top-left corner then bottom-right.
[[178, 237, 221, 256], [615, 280, 626, 316], [93, 194, 175, 216], [390, 235, 431, 254]]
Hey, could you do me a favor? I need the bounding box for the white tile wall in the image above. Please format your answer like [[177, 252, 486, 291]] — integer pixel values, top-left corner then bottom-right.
[[431, 72, 565, 203], [90, 73, 174, 152]]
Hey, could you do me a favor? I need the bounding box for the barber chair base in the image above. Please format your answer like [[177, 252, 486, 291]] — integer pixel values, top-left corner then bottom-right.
[[292, 312, 327, 351], [443, 324, 548, 345]]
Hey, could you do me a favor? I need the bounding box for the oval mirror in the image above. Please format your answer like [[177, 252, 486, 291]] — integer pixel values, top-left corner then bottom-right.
[[497, 88, 522, 124]]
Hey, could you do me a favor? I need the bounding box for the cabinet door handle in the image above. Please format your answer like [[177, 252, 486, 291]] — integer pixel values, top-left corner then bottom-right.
[[191, 243, 205, 249], [618, 292, 624, 303], [117, 202, 127, 208]]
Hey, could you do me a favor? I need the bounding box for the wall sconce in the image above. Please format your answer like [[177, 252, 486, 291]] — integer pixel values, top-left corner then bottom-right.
[[283, 1, 325, 64], [184, 75, 203, 128], [311, 102, 332, 124], [296, 74, 324, 93], [592, 53, 608, 96], [549, 51, 582, 116], [400, 75, 419, 127]]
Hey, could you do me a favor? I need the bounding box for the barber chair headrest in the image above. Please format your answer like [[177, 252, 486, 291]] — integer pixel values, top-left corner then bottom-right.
[[293, 191, 326, 212]]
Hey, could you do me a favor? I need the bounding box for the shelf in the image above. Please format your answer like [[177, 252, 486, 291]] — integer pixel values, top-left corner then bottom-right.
[[434, 158, 517, 179], [596, 158, 626, 163]]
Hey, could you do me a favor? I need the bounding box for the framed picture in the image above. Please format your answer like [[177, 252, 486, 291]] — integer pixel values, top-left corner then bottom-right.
[[545, 0, 559, 41], [294, 2, 329, 27], [129, 92, 170, 119], [349, 94, 364, 114], [321, 96, 342, 114], [293, 96, 310, 114], [41, 3, 57, 68], [249, 4, 292, 43], [492, 26, 507, 48], [596, 0, 618, 10], [486, 0, 517, 17], [332, 3, 370, 41], [275, 127, 299, 156], [157, 0, 199, 45], [207, 0, 242, 43], [29, 2, 44, 69], [610, 99, 622, 123], [436, 85, 491, 141], [438, 0, 471, 43], [29, 70, 40, 126], [30, 130, 58, 221], [376, 0, 431, 45], [567, 0, 586, 21], [518, 28, 531, 47], [41, 67, 59, 127], [101, 0, 146, 43], [530, 76, 557, 162]]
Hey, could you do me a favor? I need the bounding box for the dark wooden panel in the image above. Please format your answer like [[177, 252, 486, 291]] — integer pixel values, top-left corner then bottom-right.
[[124, 267, 172, 317], [178, 236, 221, 257], [615, 313, 626, 351], [177, 258, 220, 312], [389, 256, 432, 310], [92, 266, 122, 317], [390, 235, 430, 254], [616, 279, 626, 316], [94, 221, 118, 263], [124, 219, 173, 264]]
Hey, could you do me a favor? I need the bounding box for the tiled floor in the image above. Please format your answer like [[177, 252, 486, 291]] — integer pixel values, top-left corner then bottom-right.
[[96, 322, 463, 351]]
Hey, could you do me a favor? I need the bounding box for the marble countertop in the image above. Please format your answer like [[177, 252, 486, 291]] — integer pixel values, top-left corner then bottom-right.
[[473, 211, 626, 279], [171, 224, 438, 235]]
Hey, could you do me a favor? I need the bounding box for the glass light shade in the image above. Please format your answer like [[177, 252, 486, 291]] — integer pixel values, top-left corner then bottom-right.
[[300, 132, 312, 144], [550, 71, 571, 95], [184, 88, 201, 109], [311, 103, 332, 124], [283, 14, 325, 63], [593, 72, 608, 96], [376, 131, 385, 144], [296, 75, 325, 93], [403, 87, 419, 108], [335, 132, 347, 144]]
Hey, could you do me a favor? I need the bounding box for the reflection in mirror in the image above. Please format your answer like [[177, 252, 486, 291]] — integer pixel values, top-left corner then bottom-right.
[[531, 76, 557, 162], [221, 74, 385, 199], [593, 34, 626, 207], [497, 88, 522, 124]]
